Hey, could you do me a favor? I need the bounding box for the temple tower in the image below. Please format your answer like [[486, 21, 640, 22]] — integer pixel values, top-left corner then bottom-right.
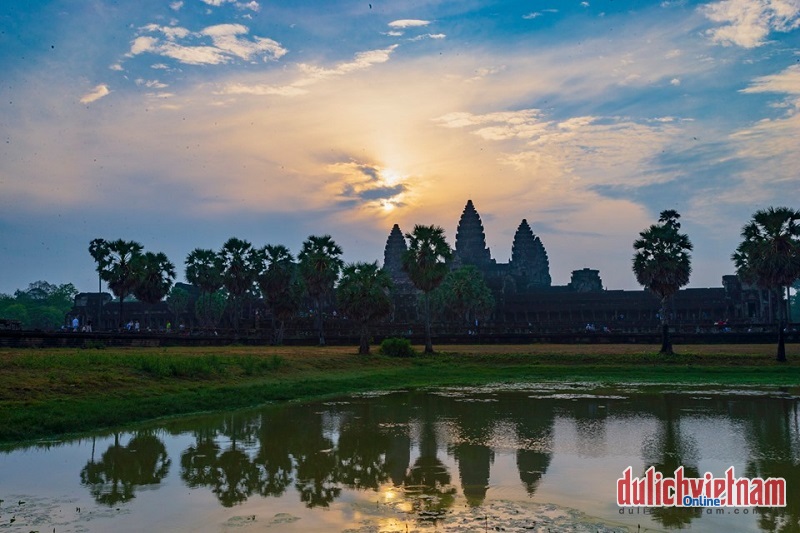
[[383, 224, 406, 274], [383, 224, 413, 290], [510, 219, 551, 288], [455, 200, 493, 268]]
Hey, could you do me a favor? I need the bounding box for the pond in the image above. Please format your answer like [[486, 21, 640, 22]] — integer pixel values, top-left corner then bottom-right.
[[1, 383, 798, 532]]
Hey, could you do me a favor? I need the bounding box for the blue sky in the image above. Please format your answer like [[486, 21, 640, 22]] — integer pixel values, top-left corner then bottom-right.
[[1, 0, 799, 294]]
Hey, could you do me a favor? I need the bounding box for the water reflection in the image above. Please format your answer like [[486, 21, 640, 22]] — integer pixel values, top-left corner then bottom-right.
[[742, 398, 800, 532], [2, 385, 799, 532], [80, 432, 171, 506], [641, 395, 703, 529]]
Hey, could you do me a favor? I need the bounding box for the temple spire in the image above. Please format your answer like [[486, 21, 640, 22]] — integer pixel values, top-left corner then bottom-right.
[[510, 219, 551, 287], [455, 200, 493, 267], [383, 224, 406, 273]]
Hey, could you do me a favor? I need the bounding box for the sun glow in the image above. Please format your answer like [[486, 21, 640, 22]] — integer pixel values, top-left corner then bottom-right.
[[380, 168, 403, 186]]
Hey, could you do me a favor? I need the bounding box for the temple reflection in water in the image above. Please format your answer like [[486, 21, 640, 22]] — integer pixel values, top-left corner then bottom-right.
[[58, 387, 799, 531]]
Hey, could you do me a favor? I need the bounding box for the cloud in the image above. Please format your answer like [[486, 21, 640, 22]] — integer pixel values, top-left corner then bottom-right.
[[136, 79, 168, 89], [221, 83, 308, 96], [170, 1, 183, 11], [434, 109, 686, 188], [670, 77, 681, 85], [80, 84, 110, 104], [741, 64, 800, 94], [127, 22, 286, 65], [409, 33, 446, 41], [201, 0, 260, 10], [388, 19, 431, 28], [219, 45, 398, 97], [523, 9, 559, 19], [701, 0, 800, 48]]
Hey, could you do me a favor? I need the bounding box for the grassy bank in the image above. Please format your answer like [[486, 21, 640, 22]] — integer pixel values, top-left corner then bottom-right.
[[2, 343, 799, 443]]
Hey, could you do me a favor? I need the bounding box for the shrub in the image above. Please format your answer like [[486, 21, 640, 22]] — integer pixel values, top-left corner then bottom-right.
[[380, 337, 416, 358]]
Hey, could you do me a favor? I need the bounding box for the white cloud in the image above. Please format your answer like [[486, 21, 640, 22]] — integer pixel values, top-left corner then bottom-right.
[[127, 23, 286, 65], [670, 77, 681, 85], [130, 36, 158, 55], [409, 33, 446, 41], [295, 45, 397, 82], [136, 79, 169, 89], [201, 24, 286, 61], [701, 0, 800, 48], [524, 9, 559, 19], [435, 109, 684, 188], [741, 64, 800, 94], [221, 83, 308, 96], [388, 19, 430, 28], [139, 24, 191, 41], [80, 84, 110, 104], [201, 0, 260, 9], [170, 1, 183, 11], [219, 45, 398, 96]]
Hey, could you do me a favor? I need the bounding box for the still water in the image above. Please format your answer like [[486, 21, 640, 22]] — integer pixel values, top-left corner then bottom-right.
[[1, 383, 798, 532]]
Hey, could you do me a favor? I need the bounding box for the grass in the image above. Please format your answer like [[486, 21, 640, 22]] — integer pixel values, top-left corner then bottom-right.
[[1, 343, 799, 444]]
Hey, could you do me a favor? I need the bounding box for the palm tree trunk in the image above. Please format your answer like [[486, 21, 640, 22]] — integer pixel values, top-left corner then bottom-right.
[[359, 323, 370, 355], [270, 309, 277, 345], [316, 296, 325, 346], [424, 292, 433, 354], [776, 288, 787, 362], [659, 295, 673, 355], [119, 292, 125, 330]]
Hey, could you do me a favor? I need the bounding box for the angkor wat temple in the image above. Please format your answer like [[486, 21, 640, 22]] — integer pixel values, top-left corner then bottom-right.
[[383, 200, 778, 329], [64, 199, 783, 335]]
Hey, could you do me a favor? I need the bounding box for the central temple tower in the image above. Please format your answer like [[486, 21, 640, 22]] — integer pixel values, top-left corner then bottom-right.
[[454, 199, 494, 268]]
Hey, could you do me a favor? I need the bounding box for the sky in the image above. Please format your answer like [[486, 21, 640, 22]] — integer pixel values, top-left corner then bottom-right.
[[1, 0, 799, 295]]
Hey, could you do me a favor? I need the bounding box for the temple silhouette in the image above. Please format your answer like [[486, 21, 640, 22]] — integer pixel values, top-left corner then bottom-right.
[[382, 199, 774, 329], [63, 199, 783, 334]]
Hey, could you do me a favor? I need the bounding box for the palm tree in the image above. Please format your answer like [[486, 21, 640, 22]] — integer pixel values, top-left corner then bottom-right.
[[218, 238, 258, 333], [185, 248, 223, 330], [88, 238, 109, 329], [732, 206, 800, 362], [255, 244, 297, 344], [132, 251, 176, 329], [337, 262, 393, 355], [632, 210, 693, 355], [298, 235, 344, 346], [402, 224, 452, 354], [89, 239, 144, 328]]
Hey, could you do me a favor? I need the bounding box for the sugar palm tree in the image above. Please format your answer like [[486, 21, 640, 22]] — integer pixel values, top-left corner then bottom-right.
[[402, 224, 452, 354], [298, 235, 343, 346], [89, 238, 144, 328], [255, 244, 298, 344], [337, 262, 393, 355], [133, 251, 176, 329], [185, 248, 223, 330], [218, 238, 258, 333], [732, 206, 800, 362], [632, 210, 693, 355]]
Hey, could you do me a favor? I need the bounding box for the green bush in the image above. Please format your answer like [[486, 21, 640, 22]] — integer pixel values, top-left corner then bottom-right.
[[379, 337, 416, 358]]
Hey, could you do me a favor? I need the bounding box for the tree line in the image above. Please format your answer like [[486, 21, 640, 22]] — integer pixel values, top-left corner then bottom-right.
[[4, 206, 795, 357], [632, 206, 800, 361], [86, 228, 494, 354]]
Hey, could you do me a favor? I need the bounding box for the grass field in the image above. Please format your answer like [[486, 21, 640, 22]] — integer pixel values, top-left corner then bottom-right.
[[2, 343, 799, 444]]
